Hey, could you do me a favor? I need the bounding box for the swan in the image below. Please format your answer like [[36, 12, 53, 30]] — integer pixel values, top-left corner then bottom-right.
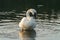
[[19, 9, 37, 31]]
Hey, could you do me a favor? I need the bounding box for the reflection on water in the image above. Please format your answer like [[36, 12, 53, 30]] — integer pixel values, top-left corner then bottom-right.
[[19, 30, 36, 40]]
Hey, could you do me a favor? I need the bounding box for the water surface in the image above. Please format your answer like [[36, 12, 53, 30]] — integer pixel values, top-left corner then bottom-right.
[[0, 19, 60, 40]]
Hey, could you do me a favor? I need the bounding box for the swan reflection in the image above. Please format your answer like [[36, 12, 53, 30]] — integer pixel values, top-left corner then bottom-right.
[[19, 30, 36, 40]]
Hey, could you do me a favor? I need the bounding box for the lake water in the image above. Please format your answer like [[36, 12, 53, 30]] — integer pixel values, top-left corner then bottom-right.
[[0, 18, 60, 40]]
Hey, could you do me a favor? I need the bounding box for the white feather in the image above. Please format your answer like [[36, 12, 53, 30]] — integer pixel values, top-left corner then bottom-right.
[[19, 9, 37, 30]]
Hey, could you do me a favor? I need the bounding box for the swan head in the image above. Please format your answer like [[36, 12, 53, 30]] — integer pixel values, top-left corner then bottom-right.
[[26, 9, 37, 19]]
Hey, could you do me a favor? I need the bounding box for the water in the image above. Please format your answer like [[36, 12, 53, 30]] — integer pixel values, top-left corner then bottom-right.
[[0, 19, 60, 40]]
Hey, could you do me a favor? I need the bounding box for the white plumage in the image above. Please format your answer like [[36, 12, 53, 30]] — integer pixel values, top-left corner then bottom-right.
[[19, 9, 37, 30]]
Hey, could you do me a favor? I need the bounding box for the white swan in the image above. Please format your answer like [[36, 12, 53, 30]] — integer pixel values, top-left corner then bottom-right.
[[19, 9, 37, 31]]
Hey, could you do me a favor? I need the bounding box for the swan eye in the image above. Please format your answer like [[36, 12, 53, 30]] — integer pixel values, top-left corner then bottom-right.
[[34, 13, 36, 17], [29, 12, 33, 17], [34, 12, 37, 18]]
